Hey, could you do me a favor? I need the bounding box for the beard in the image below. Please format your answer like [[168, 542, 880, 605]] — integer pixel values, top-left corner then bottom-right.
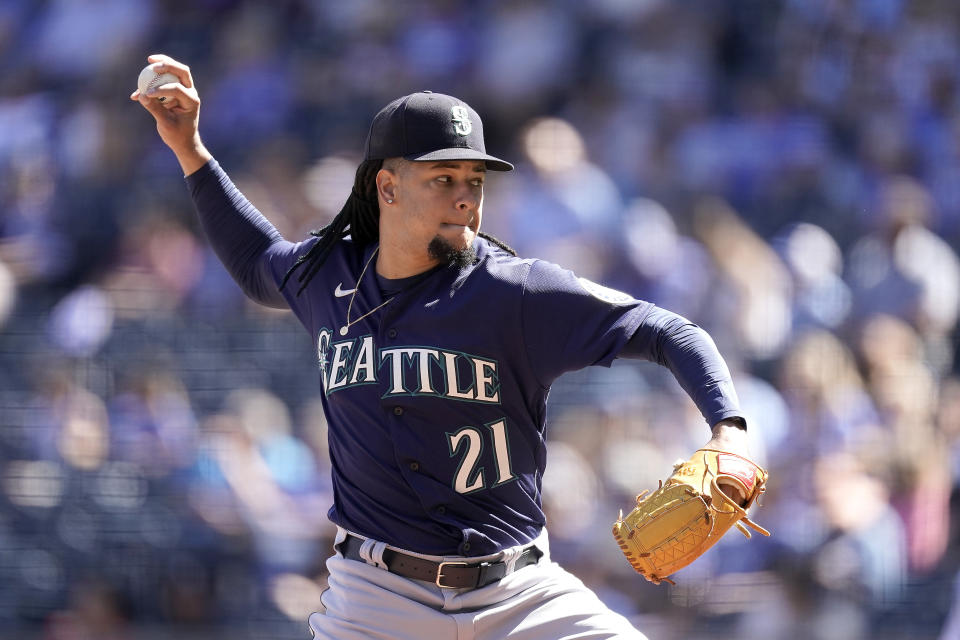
[[428, 234, 477, 269]]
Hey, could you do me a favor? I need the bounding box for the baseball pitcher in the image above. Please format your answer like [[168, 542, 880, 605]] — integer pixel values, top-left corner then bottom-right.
[[133, 53, 769, 640]]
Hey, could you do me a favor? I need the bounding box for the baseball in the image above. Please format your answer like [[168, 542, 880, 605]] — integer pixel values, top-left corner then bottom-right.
[[137, 65, 178, 103]]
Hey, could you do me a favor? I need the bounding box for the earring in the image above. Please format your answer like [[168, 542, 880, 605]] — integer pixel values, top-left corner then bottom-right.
[[386, 199, 394, 204]]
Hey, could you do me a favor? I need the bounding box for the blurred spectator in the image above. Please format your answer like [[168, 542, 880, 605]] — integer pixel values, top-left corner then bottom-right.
[[773, 222, 852, 332], [693, 197, 793, 360], [108, 365, 198, 477], [769, 329, 883, 555], [48, 285, 114, 358], [846, 176, 960, 373], [43, 579, 133, 640], [189, 389, 330, 579], [494, 116, 625, 281], [618, 197, 714, 319], [855, 314, 951, 575], [0, 143, 70, 285], [102, 210, 207, 319], [734, 451, 906, 640], [779, 329, 883, 454], [812, 451, 906, 608]]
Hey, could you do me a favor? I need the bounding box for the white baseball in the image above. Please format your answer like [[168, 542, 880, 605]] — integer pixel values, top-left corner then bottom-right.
[[137, 65, 179, 103]]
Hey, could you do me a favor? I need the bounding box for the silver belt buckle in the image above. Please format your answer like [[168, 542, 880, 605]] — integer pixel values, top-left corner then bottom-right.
[[435, 561, 469, 588]]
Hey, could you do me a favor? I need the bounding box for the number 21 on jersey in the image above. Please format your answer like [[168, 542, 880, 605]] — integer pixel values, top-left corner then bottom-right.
[[447, 419, 515, 494]]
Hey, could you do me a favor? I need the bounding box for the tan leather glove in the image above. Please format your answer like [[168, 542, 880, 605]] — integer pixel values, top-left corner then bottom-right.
[[612, 449, 770, 585]]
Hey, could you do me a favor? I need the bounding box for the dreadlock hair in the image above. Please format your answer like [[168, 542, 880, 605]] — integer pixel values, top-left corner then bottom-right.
[[279, 159, 383, 296], [279, 158, 518, 296], [478, 231, 516, 256]]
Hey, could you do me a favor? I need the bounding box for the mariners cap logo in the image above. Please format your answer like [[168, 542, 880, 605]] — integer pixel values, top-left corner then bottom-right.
[[451, 105, 472, 136]]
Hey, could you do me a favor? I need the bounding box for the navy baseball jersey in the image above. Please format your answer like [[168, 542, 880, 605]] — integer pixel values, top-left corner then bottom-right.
[[187, 160, 743, 556]]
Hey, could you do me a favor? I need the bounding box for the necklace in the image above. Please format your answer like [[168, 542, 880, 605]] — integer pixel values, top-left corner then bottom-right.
[[340, 246, 394, 336]]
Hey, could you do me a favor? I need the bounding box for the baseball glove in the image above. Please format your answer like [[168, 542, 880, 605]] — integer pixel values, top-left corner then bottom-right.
[[612, 448, 770, 585]]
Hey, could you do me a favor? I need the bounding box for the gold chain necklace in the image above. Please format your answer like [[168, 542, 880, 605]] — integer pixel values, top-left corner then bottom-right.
[[340, 246, 394, 336]]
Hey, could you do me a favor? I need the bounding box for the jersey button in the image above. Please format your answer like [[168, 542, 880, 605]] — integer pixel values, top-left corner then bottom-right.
[[436, 506, 446, 514], [409, 462, 420, 472], [387, 328, 398, 339], [393, 406, 404, 416], [462, 542, 471, 552]]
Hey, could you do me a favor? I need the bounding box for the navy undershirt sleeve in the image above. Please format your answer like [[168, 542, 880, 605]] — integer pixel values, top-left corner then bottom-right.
[[621, 306, 743, 427], [185, 159, 289, 308]]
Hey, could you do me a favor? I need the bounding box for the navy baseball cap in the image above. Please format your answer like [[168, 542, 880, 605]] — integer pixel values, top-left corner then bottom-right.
[[364, 91, 513, 171]]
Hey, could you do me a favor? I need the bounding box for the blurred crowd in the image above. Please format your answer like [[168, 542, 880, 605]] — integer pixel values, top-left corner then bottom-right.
[[1, 0, 960, 638]]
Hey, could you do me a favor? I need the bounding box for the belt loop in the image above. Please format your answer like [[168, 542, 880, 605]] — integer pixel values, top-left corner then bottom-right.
[[500, 545, 521, 574], [359, 538, 389, 570], [370, 540, 389, 570], [333, 527, 349, 556]]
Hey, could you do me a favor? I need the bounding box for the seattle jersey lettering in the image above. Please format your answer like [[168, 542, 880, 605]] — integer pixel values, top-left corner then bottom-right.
[[317, 328, 501, 403]]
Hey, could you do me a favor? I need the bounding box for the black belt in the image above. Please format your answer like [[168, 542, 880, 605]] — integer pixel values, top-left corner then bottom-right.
[[338, 534, 543, 589]]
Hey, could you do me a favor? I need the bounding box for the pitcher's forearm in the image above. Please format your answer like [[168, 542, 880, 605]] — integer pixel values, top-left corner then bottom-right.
[[172, 137, 213, 177]]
